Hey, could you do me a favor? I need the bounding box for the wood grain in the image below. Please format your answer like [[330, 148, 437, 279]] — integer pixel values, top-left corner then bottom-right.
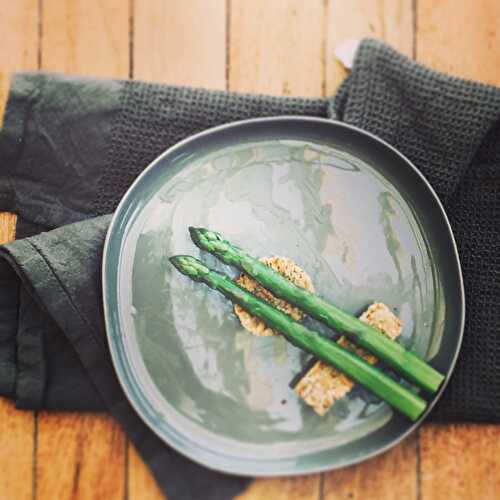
[[0, 399, 34, 500], [229, 0, 325, 96], [417, 0, 500, 85], [41, 0, 129, 77], [0, 2, 37, 500], [36, 413, 126, 500], [134, 0, 226, 88], [323, 435, 417, 500], [0, 0, 39, 117], [326, 0, 414, 92], [420, 424, 500, 499], [0, 213, 17, 243], [35, 1, 130, 499]]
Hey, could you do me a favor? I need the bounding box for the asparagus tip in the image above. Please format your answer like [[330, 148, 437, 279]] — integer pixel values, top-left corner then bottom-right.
[[189, 227, 223, 251], [169, 255, 210, 281]]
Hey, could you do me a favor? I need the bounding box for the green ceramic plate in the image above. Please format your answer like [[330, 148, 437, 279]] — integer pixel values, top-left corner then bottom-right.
[[103, 117, 464, 476]]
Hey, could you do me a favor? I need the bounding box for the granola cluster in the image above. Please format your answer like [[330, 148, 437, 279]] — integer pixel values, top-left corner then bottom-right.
[[234, 256, 314, 337], [294, 303, 402, 415]]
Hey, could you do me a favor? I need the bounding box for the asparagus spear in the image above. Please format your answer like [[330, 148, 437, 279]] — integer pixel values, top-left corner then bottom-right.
[[170, 255, 427, 421], [189, 227, 444, 394]]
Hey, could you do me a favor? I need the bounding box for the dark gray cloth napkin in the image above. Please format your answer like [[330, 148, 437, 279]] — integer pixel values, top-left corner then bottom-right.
[[1, 38, 500, 499]]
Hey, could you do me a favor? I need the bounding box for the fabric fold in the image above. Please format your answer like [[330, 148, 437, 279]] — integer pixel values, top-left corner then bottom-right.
[[0, 217, 250, 499], [15, 286, 47, 408]]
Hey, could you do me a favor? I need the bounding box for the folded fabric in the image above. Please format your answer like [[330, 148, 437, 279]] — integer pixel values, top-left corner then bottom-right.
[[0, 216, 250, 499], [1, 38, 500, 499]]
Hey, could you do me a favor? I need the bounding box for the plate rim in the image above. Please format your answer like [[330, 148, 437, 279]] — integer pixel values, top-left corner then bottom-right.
[[102, 116, 465, 477]]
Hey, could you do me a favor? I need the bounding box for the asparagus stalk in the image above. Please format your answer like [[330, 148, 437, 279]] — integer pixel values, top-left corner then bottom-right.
[[170, 255, 427, 421], [189, 227, 444, 394]]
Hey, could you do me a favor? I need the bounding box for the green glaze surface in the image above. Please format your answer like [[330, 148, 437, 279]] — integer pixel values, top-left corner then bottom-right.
[[103, 117, 464, 476]]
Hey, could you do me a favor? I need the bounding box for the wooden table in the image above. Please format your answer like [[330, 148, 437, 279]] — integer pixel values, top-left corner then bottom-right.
[[1, 1, 499, 499]]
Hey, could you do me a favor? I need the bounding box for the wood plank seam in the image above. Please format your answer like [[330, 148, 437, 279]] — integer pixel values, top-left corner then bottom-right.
[[128, 0, 134, 79], [34, 2, 42, 498], [33, 0, 41, 493], [412, 0, 417, 59], [413, 3, 420, 499], [416, 427, 421, 500], [0, 2, 39, 500], [318, 473, 325, 500], [321, 0, 328, 98], [37, 0, 43, 69], [125, 3, 134, 497], [33, 412, 38, 500], [412, 5, 420, 499], [225, 0, 231, 91]]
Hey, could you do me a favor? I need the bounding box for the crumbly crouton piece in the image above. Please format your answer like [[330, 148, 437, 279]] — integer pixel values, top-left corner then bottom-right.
[[359, 302, 402, 340], [234, 256, 314, 337], [295, 302, 402, 416]]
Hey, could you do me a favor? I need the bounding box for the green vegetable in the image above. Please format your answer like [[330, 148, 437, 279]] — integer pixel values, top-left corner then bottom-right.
[[189, 227, 444, 394], [170, 255, 427, 421]]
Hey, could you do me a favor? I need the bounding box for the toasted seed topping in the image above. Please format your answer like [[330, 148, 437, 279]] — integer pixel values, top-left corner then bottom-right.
[[234, 256, 314, 337], [295, 302, 402, 416]]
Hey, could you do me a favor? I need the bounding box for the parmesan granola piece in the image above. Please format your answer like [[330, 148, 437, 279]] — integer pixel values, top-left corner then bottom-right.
[[234, 256, 314, 337], [295, 302, 402, 416], [359, 302, 402, 340]]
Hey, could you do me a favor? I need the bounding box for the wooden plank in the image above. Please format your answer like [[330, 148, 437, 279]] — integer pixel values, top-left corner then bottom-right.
[[0, 213, 17, 242], [323, 435, 417, 500], [36, 1, 129, 499], [134, 0, 226, 88], [417, 0, 500, 85], [417, 3, 500, 498], [229, 0, 324, 96], [0, 2, 38, 500], [0, 0, 39, 116], [228, 1, 326, 496], [127, 2, 227, 497], [36, 413, 126, 500], [0, 399, 33, 500], [420, 424, 500, 499], [326, 0, 414, 92], [41, 0, 129, 77]]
